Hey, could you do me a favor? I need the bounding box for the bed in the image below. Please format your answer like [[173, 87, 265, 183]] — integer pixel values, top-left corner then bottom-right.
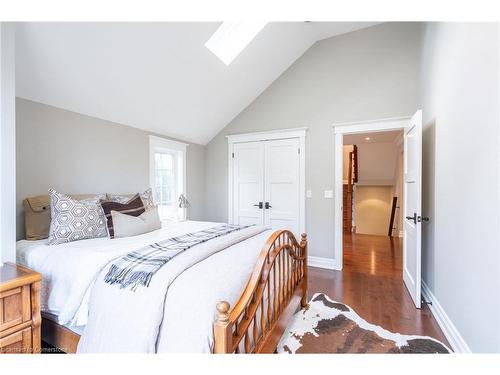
[[17, 220, 308, 353]]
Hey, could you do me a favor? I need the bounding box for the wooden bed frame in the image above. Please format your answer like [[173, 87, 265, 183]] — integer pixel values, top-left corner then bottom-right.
[[41, 230, 308, 354]]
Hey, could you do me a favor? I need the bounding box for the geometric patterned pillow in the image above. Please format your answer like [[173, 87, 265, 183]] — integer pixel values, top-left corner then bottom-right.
[[107, 188, 154, 208], [47, 189, 108, 245]]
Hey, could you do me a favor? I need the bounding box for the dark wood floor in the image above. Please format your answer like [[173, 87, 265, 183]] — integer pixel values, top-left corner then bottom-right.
[[307, 233, 448, 346]]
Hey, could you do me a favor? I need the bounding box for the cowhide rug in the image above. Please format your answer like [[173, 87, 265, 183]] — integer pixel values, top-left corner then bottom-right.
[[277, 293, 451, 354]]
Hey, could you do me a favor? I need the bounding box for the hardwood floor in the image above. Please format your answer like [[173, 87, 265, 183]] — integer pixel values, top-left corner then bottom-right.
[[307, 233, 449, 346]]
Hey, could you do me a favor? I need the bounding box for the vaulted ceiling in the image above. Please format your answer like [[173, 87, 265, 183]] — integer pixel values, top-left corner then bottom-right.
[[15, 22, 378, 145]]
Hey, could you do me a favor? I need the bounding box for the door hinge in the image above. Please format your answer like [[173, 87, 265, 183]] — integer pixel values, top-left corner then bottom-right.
[[298, 148, 300, 154], [232, 152, 234, 158]]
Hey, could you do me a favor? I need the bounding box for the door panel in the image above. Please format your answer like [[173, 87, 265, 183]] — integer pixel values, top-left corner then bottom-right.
[[403, 110, 423, 308], [264, 138, 300, 236], [232, 142, 265, 226]]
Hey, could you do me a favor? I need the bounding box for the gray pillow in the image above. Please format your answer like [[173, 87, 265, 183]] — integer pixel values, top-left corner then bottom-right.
[[48, 189, 108, 245], [107, 188, 154, 208], [111, 206, 161, 238]]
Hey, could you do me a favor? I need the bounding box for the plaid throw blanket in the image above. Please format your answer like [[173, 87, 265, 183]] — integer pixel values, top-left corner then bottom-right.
[[104, 224, 251, 290]]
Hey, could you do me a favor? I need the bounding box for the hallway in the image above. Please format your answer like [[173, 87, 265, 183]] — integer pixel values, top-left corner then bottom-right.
[[308, 233, 448, 346]]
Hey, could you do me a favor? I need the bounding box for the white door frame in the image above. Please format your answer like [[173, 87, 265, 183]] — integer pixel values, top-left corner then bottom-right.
[[332, 117, 410, 270], [227, 127, 307, 235]]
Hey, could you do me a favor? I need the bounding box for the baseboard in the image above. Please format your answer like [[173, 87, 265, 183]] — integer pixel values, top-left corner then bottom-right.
[[421, 281, 471, 353], [308, 256, 337, 270]]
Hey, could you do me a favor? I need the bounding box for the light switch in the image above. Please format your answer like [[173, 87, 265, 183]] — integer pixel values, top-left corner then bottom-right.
[[324, 190, 333, 199], [306, 190, 312, 198]]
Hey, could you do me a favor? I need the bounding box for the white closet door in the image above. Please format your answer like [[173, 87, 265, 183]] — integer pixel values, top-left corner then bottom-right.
[[264, 138, 300, 235], [232, 141, 265, 226]]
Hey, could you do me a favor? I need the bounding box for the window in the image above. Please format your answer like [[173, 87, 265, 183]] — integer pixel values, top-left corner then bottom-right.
[[149, 136, 187, 221], [154, 152, 175, 207], [205, 22, 267, 65]]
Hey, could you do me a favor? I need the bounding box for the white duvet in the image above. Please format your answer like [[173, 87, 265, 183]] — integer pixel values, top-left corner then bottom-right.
[[17, 221, 273, 352]]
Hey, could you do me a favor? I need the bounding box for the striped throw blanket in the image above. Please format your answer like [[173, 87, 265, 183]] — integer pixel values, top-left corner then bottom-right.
[[104, 224, 251, 290]]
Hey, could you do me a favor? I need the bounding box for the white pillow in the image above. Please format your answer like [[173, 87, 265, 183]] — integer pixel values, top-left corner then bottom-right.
[[111, 206, 161, 238]]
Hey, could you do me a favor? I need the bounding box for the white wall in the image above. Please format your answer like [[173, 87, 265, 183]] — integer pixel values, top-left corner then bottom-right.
[[356, 142, 399, 185], [354, 186, 393, 235], [0, 23, 16, 263], [419, 23, 499, 352], [204, 23, 421, 259]]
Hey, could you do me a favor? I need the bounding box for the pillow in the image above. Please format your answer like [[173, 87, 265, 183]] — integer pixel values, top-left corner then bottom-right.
[[47, 190, 108, 245], [23, 194, 106, 241], [23, 195, 52, 241], [24, 193, 105, 240], [100, 194, 146, 238], [111, 206, 161, 238], [106, 188, 154, 208]]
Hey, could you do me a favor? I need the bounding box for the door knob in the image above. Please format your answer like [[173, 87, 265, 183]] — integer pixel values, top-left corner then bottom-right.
[[253, 202, 263, 209], [406, 213, 417, 223], [265, 202, 272, 209]]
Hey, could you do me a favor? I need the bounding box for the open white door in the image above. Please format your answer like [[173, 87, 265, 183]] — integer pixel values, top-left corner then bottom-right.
[[403, 110, 423, 308]]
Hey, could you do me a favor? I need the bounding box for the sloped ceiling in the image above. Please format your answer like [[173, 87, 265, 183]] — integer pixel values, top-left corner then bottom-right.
[[15, 22, 378, 145]]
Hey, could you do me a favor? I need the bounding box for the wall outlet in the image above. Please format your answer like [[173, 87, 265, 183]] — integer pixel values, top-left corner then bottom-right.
[[324, 190, 333, 199], [306, 190, 312, 198]]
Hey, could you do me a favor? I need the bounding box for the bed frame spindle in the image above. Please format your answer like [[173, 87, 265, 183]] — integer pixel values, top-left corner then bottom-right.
[[213, 231, 308, 354]]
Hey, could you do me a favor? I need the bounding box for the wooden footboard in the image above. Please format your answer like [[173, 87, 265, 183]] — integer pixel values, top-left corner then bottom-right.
[[213, 231, 308, 353]]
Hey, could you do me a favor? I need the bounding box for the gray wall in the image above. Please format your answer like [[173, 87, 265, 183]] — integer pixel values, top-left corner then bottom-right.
[[16, 98, 206, 240], [419, 23, 499, 352], [204, 23, 422, 258]]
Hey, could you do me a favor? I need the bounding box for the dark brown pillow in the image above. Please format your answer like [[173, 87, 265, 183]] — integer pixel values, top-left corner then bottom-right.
[[100, 194, 146, 238]]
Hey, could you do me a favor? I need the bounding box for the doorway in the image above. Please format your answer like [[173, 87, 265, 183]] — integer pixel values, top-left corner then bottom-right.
[[333, 113, 423, 308], [342, 129, 404, 279], [343, 130, 404, 237]]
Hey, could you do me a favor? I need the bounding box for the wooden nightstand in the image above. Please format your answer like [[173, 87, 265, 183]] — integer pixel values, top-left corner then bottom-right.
[[0, 262, 41, 354]]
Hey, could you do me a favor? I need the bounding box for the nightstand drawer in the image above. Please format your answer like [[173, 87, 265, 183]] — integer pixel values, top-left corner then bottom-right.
[[0, 327, 32, 354], [0, 263, 41, 354], [0, 285, 31, 332]]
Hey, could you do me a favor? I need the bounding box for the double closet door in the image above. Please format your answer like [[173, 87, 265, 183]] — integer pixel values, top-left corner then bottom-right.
[[230, 137, 301, 236]]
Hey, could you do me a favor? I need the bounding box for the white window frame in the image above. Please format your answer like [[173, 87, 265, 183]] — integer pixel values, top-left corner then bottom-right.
[[149, 135, 188, 221]]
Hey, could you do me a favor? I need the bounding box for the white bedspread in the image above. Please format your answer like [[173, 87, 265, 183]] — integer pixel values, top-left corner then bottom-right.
[[17, 221, 272, 352]]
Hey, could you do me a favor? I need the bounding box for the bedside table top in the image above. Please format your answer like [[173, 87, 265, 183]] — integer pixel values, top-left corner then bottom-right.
[[0, 262, 41, 292]]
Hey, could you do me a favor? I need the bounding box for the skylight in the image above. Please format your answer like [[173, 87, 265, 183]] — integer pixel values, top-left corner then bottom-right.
[[205, 22, 267, 65]]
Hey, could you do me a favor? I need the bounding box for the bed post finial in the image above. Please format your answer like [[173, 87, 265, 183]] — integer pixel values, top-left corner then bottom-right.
[[214, 301, 231, 353], [300, 233, 307, 246], [216, 301, 230, 323]]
